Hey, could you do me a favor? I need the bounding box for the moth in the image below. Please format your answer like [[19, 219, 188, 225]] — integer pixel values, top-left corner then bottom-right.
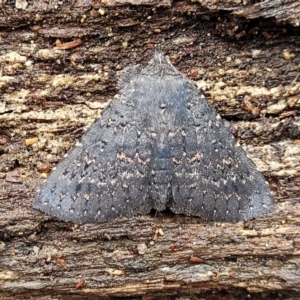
[[33, 51, 274, 224]]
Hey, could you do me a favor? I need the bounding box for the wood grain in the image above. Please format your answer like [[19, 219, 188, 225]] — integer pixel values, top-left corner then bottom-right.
[[0, 1, 299, 299]]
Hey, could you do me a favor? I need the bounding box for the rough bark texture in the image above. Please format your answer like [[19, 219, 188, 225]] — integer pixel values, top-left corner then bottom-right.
[[0, 0, 300, 299]]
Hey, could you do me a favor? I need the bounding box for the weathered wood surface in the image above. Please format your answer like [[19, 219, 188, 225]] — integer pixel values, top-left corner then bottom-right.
[[0, 1, 300, 299]]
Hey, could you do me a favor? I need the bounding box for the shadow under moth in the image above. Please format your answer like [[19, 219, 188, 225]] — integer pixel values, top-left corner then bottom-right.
[[33, 50, 274, 224]]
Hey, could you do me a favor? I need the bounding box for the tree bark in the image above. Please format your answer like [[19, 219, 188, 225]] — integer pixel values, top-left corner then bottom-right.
[[0, 1, 300, 299]]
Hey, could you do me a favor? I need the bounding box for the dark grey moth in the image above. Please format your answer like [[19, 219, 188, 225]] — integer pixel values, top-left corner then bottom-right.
[[33, 51, 274, 224]]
